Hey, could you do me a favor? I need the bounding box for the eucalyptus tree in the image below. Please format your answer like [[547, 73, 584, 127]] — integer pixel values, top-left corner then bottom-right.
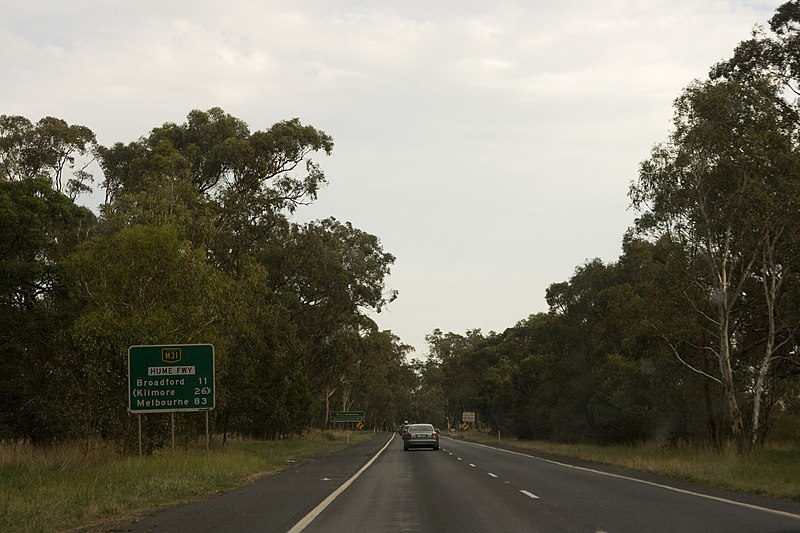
[[612, 236, 723, 444], [94, 109, 340, 432], [260, 217, 397, 424], [0, 178, 96, 441], [98, 108, 332, 206], [423, 328, 496, 428], [0, 115, 96, 199], [0, 115, 99, 442], [710, 0, 800, 448], [63, 224, 230, 447], [711, 0, 800, 126], [97, 108, 333, 261], [0, 107, 405, 444], [630, 76, 800, 450], [339, 329, 415, 429]]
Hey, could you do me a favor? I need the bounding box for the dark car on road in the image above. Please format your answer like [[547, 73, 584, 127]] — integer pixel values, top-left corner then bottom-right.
[[402, 423, 439, 451]]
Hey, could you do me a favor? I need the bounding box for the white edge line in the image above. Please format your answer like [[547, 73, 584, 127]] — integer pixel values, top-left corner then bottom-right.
[[459, 439, 800, 521], [288, 434, 395, 532]]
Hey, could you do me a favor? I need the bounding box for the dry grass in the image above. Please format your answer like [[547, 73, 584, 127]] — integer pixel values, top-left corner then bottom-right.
[[0, 430, 373, 533], [455, 431, 800, 500]]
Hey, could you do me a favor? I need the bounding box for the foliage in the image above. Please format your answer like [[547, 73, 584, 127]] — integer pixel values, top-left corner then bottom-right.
[[0, 115, 96, 199], [0, 177, 96, 442], [0, 108, 405, 450], [588, 354, 652, 444], [7, 3, 800, 454], [415, 3, 800, 451]]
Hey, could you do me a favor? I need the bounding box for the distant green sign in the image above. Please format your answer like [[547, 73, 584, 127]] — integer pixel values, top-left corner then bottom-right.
[[128, 344, 215, 414], [330, 410, 365, 422]]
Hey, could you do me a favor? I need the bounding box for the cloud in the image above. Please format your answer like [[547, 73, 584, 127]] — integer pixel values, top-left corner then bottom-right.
[[0, 0, 781, 355]]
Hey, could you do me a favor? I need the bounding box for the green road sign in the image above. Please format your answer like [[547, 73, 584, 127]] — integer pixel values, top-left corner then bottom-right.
[[128, 344, 215, 414], [330, 410, 365, 422]]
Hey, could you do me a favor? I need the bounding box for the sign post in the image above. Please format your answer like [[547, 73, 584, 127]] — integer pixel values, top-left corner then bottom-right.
[[330, 411, 365, 441], [128, 344, 215, 454]]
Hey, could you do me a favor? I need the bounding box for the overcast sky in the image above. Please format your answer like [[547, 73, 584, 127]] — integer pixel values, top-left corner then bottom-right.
[[2, 0, 780, 356]]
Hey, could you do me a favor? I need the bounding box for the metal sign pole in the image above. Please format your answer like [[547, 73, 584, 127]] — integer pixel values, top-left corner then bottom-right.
[[205, 411, 210, 456], [171, 412, 175, 454], [138, 414, 142, 457]]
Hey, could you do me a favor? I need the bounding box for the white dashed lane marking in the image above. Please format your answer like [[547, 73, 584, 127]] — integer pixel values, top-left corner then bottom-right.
[[448, 451, 541, 505]]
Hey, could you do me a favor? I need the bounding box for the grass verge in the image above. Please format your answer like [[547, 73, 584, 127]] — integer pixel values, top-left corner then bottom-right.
[[0, 430, 374, 533], [453, 431, 800, 501]]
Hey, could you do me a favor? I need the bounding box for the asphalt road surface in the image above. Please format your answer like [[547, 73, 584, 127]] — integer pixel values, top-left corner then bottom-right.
[[124, 433, 800, 533]]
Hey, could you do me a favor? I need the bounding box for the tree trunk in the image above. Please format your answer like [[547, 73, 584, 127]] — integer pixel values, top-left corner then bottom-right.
[[751, 230, 790, 450], [324, 387, 336, 428], [718, 294, 745, 451]]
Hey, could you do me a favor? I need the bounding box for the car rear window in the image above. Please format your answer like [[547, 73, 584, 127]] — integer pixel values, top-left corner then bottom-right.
[[409, 424, 434, 432]]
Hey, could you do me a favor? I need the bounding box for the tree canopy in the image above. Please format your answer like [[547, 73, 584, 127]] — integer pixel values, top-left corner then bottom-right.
[[0, 108, 411, 449], [5, 2, 800, 453], [416, 2, 800, 451]]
